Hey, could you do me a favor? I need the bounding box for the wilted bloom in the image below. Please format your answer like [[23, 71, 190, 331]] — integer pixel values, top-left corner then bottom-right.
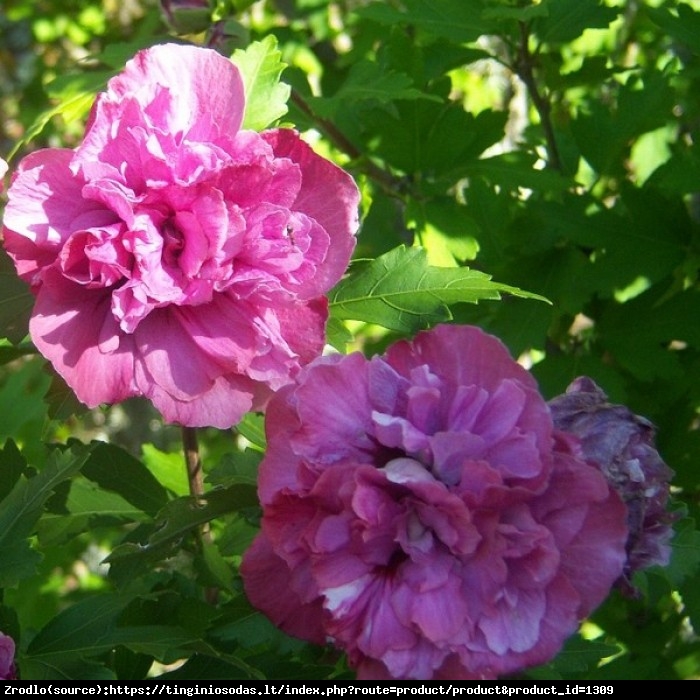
[[548, 377, 676, 590], [2, 43, 359, 427], [0, 632, 16, 680], [241, 324, 629, 680]]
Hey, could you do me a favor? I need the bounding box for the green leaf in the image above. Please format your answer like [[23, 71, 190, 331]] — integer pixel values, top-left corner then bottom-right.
[[216, 515, 258, 558], [198, 540, 235, 592], [106, 485, 259, 583], [588, 654, 662, 681], [679, 568, 700, 634], [83, 442, 169, 518], [232, 35, 290, 131], [156, 654, 259, 680], [358, 0, 490, 44], [598, 287, 700, 382], [0, 345, 35, 366], [483, 4, 549, 23], [7, 91, 96, 160], [0, 443, 91, 587], [108, 625, 199, 661], [309, 59, 438, 119], [648, 148, 700, 194], [665, 518, 700, 588], [466, 151, 573, 192], [145, 486, 259, 549], [21, 657, 117, 681], [64, 476, 147, 519], [113, 647, 153, 681], [43, 369, 87, 420], [550, 635, 621, 674], [407, 197, 480, 264], [36, 512, 90, 547], [534, 0, 618, 44], [95, 29, 165, 71], [209, 598, 300, 654], [21, 594, 198, 678], [648, 4, 700, 56], [104, 541, 175, 589], [359, 101, 507, 177], [235, 412, 266, 451], [141, 444, 189, 497], [572, 72, 674, 175], [329, 246, 549, 333], [0, 439, 27, 502], [0, 357, 51, 444], [0, 249, 33, 345], [206, 450, 261, 488], [325, 315, 354, 352], [44, 70, 110, 101], [27, 593, 126, 659], [528, 634, 621, 679]]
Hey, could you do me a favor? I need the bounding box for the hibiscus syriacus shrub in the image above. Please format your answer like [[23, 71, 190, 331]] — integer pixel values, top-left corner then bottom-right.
[[0, 0, 694, 683]]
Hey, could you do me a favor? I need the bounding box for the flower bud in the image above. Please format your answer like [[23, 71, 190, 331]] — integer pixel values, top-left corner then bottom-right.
[[160, 0, 212, 35], [206, 19, 250, 54]]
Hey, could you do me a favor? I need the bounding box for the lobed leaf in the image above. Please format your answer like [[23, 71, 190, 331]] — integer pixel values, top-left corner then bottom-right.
[[83, 442, 169, 518], [533, 0, 618, 44], [145, 486, 259, 549], [329, 245, 549, 333], [27, 593, 126, 659], [106, 485, 259, 584], [0, 443, 91, 587], [308, 59, 438, 119], [232, 35, 290, 131], [358, 0, 490, 43], [141, 444, 190, 497]]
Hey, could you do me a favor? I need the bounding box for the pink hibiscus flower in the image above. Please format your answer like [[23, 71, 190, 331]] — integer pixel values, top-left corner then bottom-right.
[[2, 43, 359, 428], [240, 324, 629, 680], [0, 632, 16, 680]]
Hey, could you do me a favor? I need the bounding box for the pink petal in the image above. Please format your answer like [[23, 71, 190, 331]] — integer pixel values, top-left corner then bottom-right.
[[262, 129, 359, 292], [30, 275, 136, 406], [292, 353, 376, 461], [3, 149, 117, 282], [79, 43, 245, 178], [241, 533, 327, 645]]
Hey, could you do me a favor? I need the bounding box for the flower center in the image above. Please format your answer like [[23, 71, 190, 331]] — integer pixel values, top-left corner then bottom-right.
[[162, 219, 185, 267]]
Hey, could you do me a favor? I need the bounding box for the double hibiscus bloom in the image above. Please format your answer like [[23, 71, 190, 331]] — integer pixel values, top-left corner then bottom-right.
[[2, 43, 359, 428], [242, 324, 674, 680]]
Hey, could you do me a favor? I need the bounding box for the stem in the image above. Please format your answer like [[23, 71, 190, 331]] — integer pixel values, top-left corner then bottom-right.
[[182, 426, 204, 499], [290, 89, 408, 197], [181, 426, 218, 604], [515, 21, 562, 172]]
